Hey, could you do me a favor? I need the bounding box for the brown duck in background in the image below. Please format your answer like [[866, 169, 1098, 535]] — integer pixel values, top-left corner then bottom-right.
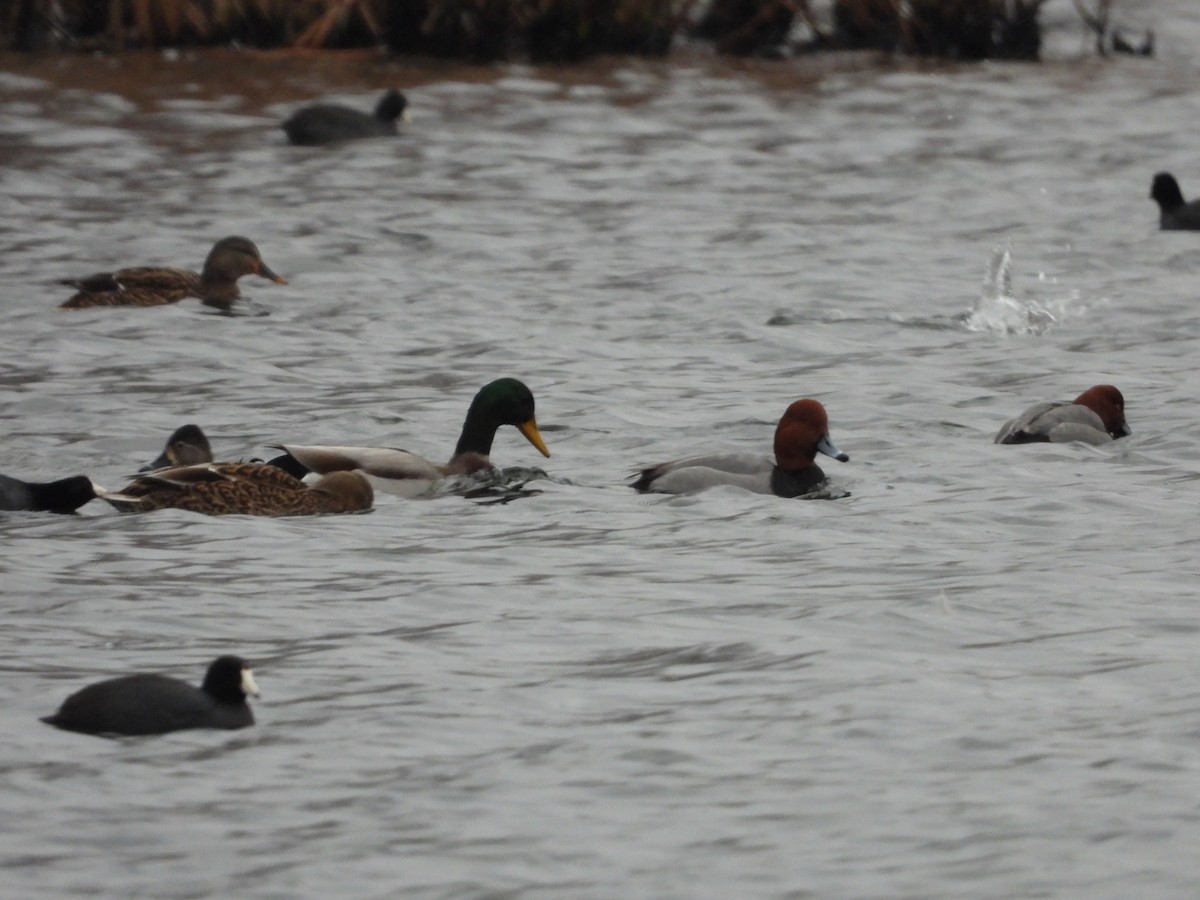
[[97, 463, 373, 517], [59, 236, 286, 310]]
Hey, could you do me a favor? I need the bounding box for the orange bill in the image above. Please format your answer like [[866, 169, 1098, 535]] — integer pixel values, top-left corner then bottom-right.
[[517, 418, 550, 458]]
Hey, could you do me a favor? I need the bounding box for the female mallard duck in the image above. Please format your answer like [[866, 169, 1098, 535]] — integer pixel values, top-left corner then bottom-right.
[[994, 384, 1131, 445], [59, 236, 286, 310], [632, 398, 849, 497], [282, 89, 410, 146], [98, 462, 373, 516], [0, 472, 97, 513], [272, 378, 551, 498], [141, 424, 214, 471], [42, 655, 258, 736]]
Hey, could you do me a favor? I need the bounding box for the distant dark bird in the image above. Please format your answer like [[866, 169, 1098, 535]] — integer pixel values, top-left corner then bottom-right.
[[141, 424, 214, 472], [995, 385, 1131, 445], [59, 236, 286, 310], [97, 462, 374, 517], [42, 655, 259, 737], [1111, 29, 1153, 57], [282, 89, 410, 146], [0, 472, 96, 514], [1150, 173, 1200, 231]]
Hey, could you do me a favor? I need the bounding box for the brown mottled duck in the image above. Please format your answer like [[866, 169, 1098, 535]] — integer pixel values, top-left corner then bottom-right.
[[98, 463, 373, 517], [60, 236, 286, 310]]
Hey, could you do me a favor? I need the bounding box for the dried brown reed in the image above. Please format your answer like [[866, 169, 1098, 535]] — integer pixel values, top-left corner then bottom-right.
[[0, 0, 1123, 63]]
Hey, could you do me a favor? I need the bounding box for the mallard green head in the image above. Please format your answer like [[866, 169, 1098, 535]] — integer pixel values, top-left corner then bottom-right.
[[455, 378, 550, 459]]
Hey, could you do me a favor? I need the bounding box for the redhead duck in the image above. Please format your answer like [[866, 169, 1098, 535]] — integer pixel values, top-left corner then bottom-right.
[[42, 656, 258, 736], [632, 398, 849, 497], [98, 463, 373, 516], [0, 472, 96, 513], [271, 378, 551, 498], [60, 236, 286, 310], [994, 384, 1131, 445], [1150, 173, 1200, 230], [282, 89, 410, 146]]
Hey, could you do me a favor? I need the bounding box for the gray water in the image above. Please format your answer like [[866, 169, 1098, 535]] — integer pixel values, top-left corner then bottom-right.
[[3, 3, 1200, 897]]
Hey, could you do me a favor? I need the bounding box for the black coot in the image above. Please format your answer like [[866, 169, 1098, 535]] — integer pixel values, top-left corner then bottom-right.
[[42, 655, 259, 736], [283, 89, 409, 146], [0, 473, 95, 513]]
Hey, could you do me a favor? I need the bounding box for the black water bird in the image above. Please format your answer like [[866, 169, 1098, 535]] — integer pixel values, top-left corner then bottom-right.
[[282, 89, 410, 146], [42, 656, 259, 737], [0, 473, 96, 513], [1150, 173, 1200, 230]]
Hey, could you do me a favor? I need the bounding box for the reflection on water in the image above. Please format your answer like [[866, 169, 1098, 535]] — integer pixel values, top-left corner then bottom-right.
[[5, 17, 1200, 898]]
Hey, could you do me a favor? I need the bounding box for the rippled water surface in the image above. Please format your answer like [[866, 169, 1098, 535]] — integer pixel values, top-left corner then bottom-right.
[[4, 4, 1200, 896]]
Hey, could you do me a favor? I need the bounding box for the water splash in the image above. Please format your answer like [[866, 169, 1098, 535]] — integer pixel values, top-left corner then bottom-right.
[[963, 245, 1060, 335], [429, 466, 551, 503]]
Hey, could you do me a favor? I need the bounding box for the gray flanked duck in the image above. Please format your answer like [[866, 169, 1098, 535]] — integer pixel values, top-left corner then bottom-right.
[[994, 384, 1131, 445], [271, 378, 551, 498], [632, 398, 849, 497]]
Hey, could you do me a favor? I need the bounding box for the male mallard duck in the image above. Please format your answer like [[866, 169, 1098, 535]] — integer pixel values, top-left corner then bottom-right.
[[632, 398, 849, 497], [141, 424, 214, 471], [0, 472, 97, 513], [995, 384, 1131, 445], [282, 89, 410, 146], [42, 655, 258, 736], [59, 236, 286, 310], [272, 377, 550, 498], [98, 462, 373, 516], [1150, 173, 1200, 230]]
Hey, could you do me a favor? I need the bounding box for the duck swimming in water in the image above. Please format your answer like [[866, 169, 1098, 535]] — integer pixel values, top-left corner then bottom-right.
[[97, 462, 373, 517], [59, 236, 286, 310], [632, 398, 849, 497], [271, 378, 551, 498], [994, 384, 1131, 445]]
